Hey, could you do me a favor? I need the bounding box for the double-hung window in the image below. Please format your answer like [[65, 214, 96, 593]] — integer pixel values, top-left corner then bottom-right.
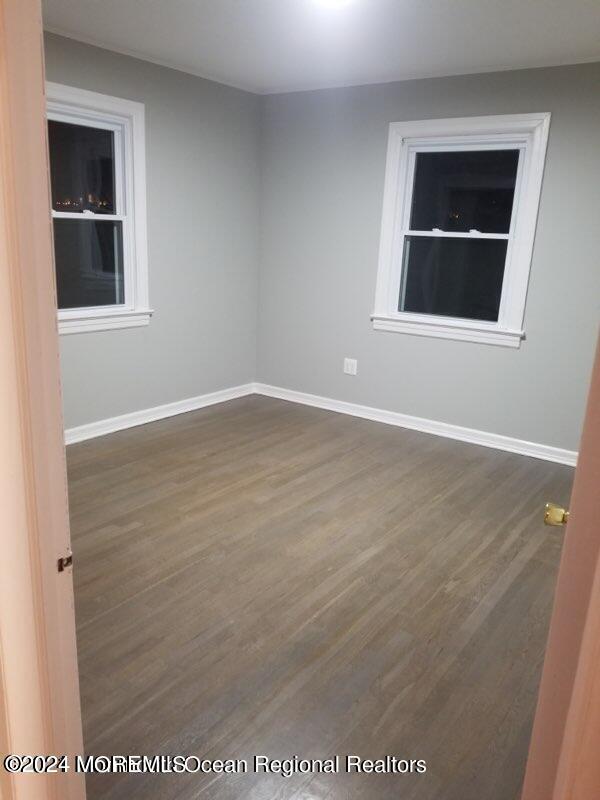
[[47, 83, 150, 334], [373, 114, 550, 347]]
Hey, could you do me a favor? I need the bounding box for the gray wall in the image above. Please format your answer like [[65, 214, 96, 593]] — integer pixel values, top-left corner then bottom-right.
[[45, 33, 599, 452], [44, 34, 261, 429], [258, 63, 600, 451]]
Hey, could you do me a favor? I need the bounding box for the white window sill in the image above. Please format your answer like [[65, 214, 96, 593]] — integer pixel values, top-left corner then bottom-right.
[[58, 308, 153, 335], [371, 314, 524, 348]]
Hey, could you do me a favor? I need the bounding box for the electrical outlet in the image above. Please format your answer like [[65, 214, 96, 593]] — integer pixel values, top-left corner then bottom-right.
[[343, 358, 358, 376]]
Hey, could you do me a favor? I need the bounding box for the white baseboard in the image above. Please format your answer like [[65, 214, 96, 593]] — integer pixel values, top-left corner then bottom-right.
[[64, 380, 577, 466], [254, 383, 577, 467], [64, 383, 255, 445]]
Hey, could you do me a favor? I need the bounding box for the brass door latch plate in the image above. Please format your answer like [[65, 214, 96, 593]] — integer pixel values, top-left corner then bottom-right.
[[544, 503, 569, 526]]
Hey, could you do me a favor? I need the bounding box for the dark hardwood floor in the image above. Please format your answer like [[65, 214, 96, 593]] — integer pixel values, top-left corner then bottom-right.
[[67, 395, 573, 799]]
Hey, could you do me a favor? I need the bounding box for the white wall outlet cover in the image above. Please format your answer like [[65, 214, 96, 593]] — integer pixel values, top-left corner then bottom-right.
[[344, 358, 358, 375]]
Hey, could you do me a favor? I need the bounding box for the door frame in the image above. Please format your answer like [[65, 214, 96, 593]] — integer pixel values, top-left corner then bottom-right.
[[0, 1, 84, 798], [522, 337, 600, 799]]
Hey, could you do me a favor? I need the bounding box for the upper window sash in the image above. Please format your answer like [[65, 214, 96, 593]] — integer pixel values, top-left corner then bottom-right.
[[372, 113, 551, 348], [48, 114, 126, 221], [400, 142, 524, 239]]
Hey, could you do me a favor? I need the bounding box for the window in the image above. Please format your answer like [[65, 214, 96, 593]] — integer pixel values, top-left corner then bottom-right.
[[373, 114, 550, 347], [47, 83, 150, 334]]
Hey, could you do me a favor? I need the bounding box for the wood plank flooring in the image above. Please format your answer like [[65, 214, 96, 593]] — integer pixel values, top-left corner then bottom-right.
[[67, 396, 573, 800]]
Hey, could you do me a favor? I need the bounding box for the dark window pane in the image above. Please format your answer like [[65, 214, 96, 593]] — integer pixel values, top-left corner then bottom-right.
[[48, 120, 115, 214], [409, 150, 519, 234], [400, 236, 507, 322], [53, 219, 124, 309]]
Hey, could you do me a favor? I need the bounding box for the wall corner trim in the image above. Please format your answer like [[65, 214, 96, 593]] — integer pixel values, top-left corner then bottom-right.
[[64, 381, 578, 466]]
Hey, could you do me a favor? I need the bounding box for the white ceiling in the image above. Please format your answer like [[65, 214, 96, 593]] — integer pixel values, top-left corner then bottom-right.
[[43, 0, 600, 95]]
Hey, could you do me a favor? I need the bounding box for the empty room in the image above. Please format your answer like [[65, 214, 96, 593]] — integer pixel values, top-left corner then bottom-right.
[[1, 1, 600, 799]]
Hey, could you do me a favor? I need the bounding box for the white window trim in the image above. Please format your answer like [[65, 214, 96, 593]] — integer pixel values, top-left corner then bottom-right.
[[46, 82, 152, 335], [372, 113, 551, 348]]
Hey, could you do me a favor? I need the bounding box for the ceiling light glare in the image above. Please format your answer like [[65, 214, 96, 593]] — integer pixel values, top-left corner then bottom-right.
[[313, 0, 354, 9]]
